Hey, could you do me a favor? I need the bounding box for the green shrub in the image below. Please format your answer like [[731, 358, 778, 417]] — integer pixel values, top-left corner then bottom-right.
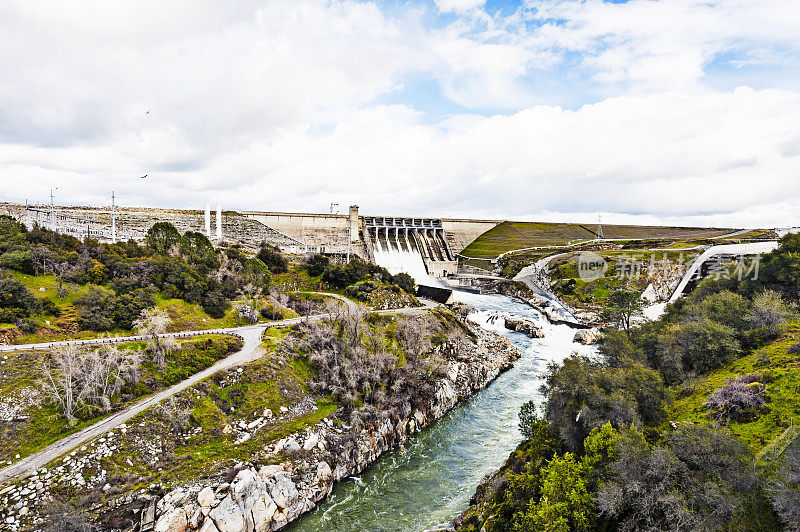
[[256, 245, 288, 274], [391, 272, 415, 294], [304, 254, 329, 277]]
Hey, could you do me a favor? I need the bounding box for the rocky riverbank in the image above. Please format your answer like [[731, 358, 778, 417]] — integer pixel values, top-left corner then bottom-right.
[[467, 279, 599, 327], [141, 322, 518, 532]]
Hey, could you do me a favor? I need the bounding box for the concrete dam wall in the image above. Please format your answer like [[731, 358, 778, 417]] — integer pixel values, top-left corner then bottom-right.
[[0, 203, 300, 250], [242, 207, 501, 279], [0, 202, 501, 280]]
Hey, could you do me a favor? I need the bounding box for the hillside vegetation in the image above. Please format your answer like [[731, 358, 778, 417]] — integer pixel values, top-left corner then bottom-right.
[[14, 305, 477, 529], [0, 216, 417, 345], [456, 233, 800, 532], [0, 335, 242, 466]]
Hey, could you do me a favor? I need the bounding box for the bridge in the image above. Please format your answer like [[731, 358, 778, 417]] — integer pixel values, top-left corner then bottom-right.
[[667, 241, 779, 302]]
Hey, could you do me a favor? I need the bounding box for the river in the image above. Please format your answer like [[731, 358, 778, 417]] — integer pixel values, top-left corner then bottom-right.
[[287, 291, 597, 531]]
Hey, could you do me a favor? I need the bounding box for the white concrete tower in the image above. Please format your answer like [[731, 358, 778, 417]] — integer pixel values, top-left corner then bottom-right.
[[111, 191, 117, 243], [216, 205, 222, 241], [205, 204, 211, 237]]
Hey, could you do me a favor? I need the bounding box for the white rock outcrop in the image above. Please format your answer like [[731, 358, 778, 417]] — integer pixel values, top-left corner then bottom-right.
[[573, 328, 603, 345]]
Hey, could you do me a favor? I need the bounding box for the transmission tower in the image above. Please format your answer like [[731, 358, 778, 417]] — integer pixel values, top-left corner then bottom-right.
[[596, 214, 604, 240]]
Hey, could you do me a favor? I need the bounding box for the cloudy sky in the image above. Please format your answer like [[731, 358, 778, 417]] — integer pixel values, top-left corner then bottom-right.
[[1, 0, 799, 227]]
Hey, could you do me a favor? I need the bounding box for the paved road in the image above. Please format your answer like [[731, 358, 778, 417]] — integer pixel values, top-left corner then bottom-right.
[[0, 300, 434, 484], [710, 228, 756, 240], [294, 291, 359, 312], [0, 293, 359, 354]]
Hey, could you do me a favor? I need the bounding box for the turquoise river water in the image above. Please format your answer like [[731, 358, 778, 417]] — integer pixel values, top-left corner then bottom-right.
[[288, 291, 596, 531]]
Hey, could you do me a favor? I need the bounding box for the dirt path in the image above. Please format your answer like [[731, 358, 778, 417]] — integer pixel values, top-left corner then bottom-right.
[[0, 293, 356, 354], [0, 300, 434, 484]]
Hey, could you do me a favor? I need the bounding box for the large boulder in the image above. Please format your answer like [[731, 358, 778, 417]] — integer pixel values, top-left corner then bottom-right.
[[197, 519, 221, 532], [232, 468, 267, 531], [274, 437, 301, 454], [197, 487, 215, 509], [209, 495, 246, 532], [504, 316, 545, 338], [251, 492, 278, 532], [573, 328, 603, 345], [316, 461, 332, 482], [232, 469, 265, 509], [270, 474, 299, 509], [302, 432, 319, 451], [258, 464, 284, 479], [154, 508, 188, 532]]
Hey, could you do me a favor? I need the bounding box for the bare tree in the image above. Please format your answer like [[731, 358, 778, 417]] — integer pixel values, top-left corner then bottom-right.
[[240, 281, 259, 308], [214, 252, 243, 284], [396, 317, 434, 359], [121, 348, 145, 386], [323, 298, 346, 326], [365, 327, 386, 356], [40, 344, 146, 421], [341, 307, 365, 349], [29, 245, 54, 277], [51, 260, 71, 297], [236, 302, 258, 324], [157, 396, 192, 434], [747, 289, 793, 338], [133, 307, 173, 367], [81, 345, 126, 412], [39, 345, 85, 425], [705, 374, 766, 424]]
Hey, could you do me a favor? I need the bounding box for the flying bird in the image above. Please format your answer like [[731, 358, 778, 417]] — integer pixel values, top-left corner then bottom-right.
[[140, 174, 148, 179]]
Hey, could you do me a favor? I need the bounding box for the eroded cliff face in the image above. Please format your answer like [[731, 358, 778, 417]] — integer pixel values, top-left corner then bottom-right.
[[147, 325, 519, 532]]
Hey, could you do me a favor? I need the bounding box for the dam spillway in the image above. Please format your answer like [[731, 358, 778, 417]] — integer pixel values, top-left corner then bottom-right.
[[363, 216, 458, 281]]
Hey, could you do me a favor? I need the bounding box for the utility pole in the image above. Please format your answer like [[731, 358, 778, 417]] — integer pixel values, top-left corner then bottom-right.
[[216, 205, 222, 241], [111, 190, 117, 243]]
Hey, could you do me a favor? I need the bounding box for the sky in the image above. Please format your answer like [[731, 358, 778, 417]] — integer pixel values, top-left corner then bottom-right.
[[1, 0, 799, 228]]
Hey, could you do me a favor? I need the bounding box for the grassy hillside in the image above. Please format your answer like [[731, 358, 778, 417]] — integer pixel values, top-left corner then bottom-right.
[[670, 321, 800, 455], [461, 220, 733, 259]]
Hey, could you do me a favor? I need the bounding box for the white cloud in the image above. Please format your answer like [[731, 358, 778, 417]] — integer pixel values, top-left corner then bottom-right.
[[0, 0, 420, 149], [524, 0, 800, 90], [434, 0, 486, 14], [421, 0, 800, 107], [5, 86, 799, 228]]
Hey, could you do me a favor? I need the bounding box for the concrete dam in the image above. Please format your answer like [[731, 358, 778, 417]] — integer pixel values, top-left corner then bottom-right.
[[0, 202, 500, 280], [239, 206, 498, 280]]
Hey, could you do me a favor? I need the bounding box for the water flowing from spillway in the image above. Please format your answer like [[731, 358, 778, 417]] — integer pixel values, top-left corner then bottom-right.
[[370, 229, 438, 286], [287, 291, 597, 531]]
